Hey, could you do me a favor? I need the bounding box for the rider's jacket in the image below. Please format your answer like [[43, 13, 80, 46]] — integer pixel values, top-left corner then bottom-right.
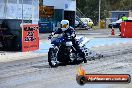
[[54, 27, 76, 38]]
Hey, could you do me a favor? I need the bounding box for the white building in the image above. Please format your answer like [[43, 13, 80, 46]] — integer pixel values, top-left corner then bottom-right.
[[43, 0, 76, 27], [44, 0, 76, 11], [0, 0, 39, 24]]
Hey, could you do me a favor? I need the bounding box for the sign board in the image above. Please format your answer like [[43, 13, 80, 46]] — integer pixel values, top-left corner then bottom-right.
[[22, 24, 39, 52], [39, 6, 54, 18]]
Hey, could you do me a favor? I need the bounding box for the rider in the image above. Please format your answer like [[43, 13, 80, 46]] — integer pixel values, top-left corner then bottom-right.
[[51, 20, 87, 63]]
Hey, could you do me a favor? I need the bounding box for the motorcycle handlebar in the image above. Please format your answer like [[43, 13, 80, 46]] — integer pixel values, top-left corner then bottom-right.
[[48, 35, 53, 39]]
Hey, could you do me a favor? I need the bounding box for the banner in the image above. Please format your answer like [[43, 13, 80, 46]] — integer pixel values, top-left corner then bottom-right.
[[39, 6, 54, 18], [22, 24, 39, 52]]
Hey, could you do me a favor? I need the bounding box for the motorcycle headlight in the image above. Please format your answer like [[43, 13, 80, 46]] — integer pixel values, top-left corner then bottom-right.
[[66, 41, 72, 46]]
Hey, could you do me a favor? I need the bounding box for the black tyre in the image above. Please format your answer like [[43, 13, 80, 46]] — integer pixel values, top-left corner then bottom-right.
[[48, 48, 59, 67]]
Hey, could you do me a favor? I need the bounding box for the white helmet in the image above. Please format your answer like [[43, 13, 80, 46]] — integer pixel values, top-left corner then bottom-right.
[[61, 20, 69, 31]]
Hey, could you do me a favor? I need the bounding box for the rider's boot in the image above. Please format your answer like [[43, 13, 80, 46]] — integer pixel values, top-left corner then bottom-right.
[[80, 52, 87, 63], [83, 56, 87, 63], [83, 58, 87, 63]]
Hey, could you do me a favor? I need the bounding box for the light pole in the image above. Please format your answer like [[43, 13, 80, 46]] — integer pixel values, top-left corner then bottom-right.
[[99, 0, 101, 28], [22, 0, 24, 24]]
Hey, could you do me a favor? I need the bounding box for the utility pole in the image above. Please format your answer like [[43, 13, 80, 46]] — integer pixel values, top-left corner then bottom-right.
[[32, 0, 34, 23], [22, 0, 24, 24], [99, 0, 101, 28]]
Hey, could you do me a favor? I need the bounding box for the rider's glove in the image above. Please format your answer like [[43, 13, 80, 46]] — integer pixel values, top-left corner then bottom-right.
[[51, 32, 54, 36], [48, 35, 52, 39], [48, 32, 55, 39], [71, 33, 76, 38]]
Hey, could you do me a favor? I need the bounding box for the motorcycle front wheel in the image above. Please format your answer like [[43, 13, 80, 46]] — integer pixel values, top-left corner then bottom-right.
[[48, 48, 59, 67]]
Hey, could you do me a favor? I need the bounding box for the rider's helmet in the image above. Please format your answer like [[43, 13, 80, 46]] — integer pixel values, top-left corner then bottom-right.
[[60, 20, 69, 31]]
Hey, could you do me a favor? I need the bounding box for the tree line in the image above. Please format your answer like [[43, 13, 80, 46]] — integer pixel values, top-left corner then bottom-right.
[[77, 0, 132, 25]]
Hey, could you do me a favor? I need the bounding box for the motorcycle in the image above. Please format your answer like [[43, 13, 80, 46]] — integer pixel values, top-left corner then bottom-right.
[[48, 33, 89, 67]]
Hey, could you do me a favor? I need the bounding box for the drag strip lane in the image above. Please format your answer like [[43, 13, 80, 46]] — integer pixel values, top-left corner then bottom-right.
[[0, 45, 132, 88]]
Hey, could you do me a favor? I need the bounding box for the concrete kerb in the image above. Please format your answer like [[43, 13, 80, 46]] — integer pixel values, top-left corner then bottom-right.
[[0, 51, 47, 63]]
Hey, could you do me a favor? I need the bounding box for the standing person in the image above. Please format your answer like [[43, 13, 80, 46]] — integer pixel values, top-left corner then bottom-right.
[[119, 14, 128, 36], [122, 14, 128, 21]]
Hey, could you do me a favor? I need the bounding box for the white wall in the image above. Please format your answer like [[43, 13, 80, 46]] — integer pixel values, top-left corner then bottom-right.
[[0, 0, 5, 19], [0, 0, 39, 24], [43, 0, 76, 11], [64, 0, 76, 11]]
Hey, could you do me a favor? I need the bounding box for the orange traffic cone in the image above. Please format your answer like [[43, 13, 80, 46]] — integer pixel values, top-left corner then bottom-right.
[[111, 27, 115, 35]]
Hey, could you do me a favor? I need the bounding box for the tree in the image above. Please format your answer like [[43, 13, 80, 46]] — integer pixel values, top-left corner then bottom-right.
[[77, 0, 132, 25]]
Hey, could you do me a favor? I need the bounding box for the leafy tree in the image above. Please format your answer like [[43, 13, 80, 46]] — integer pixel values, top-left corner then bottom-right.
[[77, 0, 132, 25]]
